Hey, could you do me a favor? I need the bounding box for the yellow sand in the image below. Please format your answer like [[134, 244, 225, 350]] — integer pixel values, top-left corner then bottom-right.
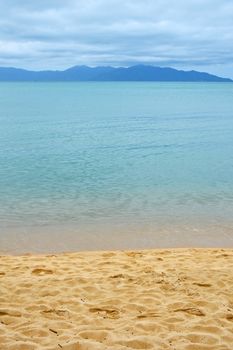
[[1, 248, 233, 350]]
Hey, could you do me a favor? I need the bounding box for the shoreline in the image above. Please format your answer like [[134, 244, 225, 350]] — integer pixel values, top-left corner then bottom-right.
[[1, 246, 232, 257], [1, 222, 233, 255], [1, 247, 233, 349]]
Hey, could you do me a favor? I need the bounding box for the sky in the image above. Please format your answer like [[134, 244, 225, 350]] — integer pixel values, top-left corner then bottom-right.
[[0, 0, 233, 78]]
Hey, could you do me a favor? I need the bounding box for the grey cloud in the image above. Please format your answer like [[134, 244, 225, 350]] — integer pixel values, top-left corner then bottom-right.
[[0, 0, 232, 77]]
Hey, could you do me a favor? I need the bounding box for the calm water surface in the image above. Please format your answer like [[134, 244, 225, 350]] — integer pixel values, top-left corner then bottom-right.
[[0, 82, 233, 251]]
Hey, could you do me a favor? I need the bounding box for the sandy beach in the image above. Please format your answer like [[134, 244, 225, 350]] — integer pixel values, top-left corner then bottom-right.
[[1, 248, 233, 349]]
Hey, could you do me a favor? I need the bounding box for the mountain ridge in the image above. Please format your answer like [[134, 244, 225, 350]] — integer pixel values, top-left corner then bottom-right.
[[0, 65, 231, 82]]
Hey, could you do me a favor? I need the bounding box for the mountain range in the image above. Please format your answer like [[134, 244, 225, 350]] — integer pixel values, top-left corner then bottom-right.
[[0, 65, 231, 82]]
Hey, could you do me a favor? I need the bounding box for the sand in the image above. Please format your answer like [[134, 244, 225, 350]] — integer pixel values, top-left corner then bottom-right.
[[0, 248, 233, 349]]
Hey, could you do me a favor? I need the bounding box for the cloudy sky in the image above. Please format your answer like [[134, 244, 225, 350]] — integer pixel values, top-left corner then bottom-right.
[[0, 0, 233, 77]]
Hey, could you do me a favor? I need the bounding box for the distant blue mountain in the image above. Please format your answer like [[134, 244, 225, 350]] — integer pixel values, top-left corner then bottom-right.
[[0, 65, 231, 82]]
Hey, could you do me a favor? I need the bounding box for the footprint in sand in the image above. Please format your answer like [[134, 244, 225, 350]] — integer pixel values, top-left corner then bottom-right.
[[0, 309, 22, 317], [89, 307, 120, 319], [137, 311, 161, 319], [102, 252, 116, 258], [5, 342, 37, 350], [31, 268, 54, 275], [110, 273, 125, 279], [58, 344, 89, 350], [226, 313, 233, 321], [173, 307, 205, 316], [193, 282, 212, 287], [185, 333, 219, 345], [78, 330, 109, 342], [115, 339, 153, 349], [42, 309, 69, 317]]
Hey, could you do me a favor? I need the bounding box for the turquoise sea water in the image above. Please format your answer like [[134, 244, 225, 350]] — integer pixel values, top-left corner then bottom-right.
[[0, 82, 233, 251]]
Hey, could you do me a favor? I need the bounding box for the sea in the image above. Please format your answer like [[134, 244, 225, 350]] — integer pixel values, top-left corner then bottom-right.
[[0, 82, 233, 252]]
